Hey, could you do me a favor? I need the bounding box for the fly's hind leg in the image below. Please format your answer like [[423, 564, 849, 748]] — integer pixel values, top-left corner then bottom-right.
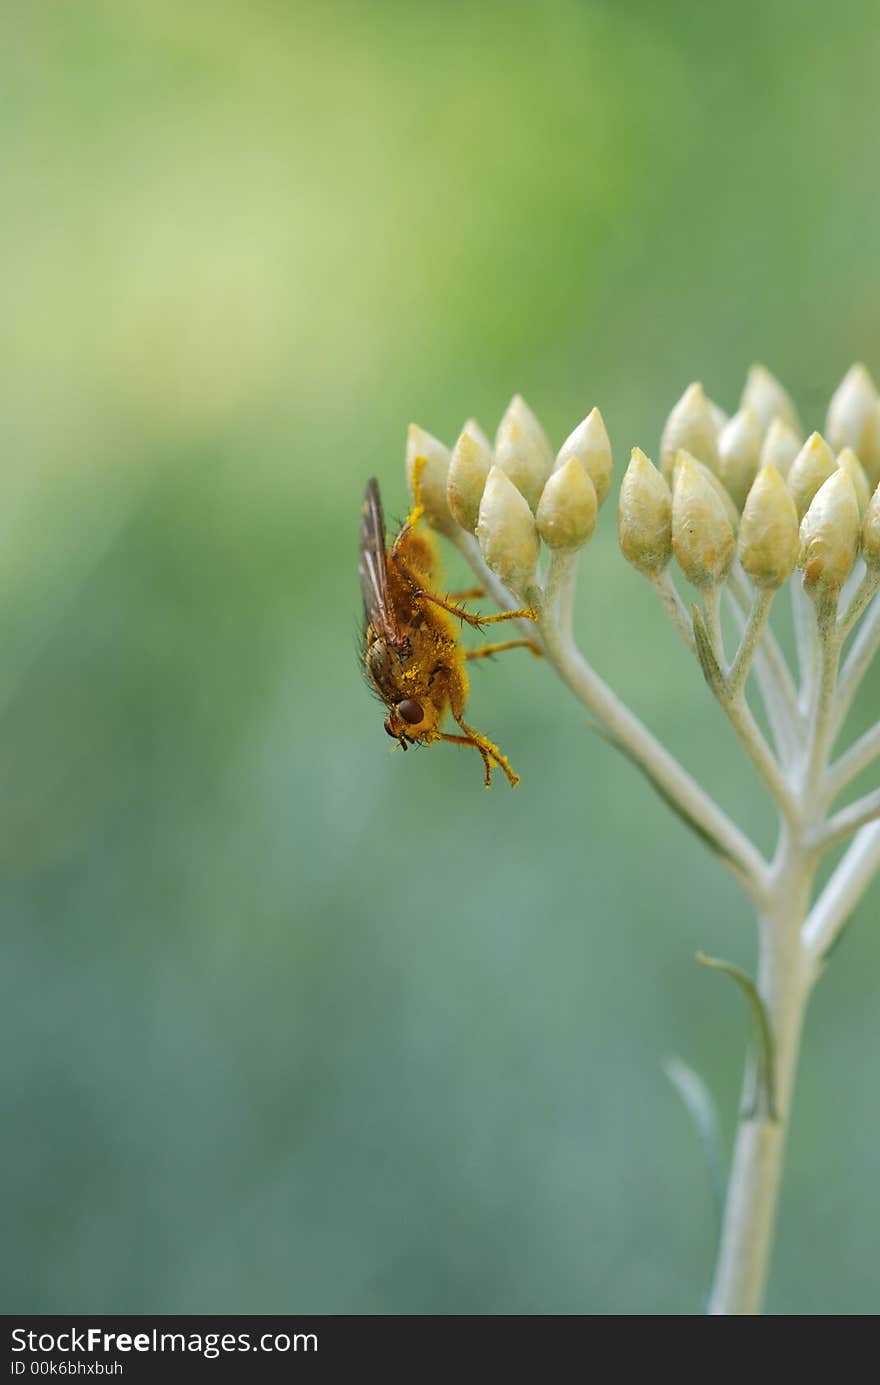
[[414, 589, 538, 628]]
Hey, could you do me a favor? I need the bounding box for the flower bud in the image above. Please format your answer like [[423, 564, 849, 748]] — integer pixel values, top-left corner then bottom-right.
[[862, 483, 880, 566], [706, 395, 729, 437], [463, 417, 492, 454], [672, 452, 736, 587], [798, 470, 861, 595], [494, 395, 554, 511], [405, 424, 455, 535], [536, 457, 598, 551], [672, 450, 739, 529], [476, 465, 540, 595], [787, 432, 837, 520], [836, 447, 870, 518], [660, 382, 719, 481], [740, 363, 801, 434], [447, 425, 493, 533], [718, 405, 762, 510], [759, 417, 802, 477], [618, 448, 672, 575], [554, 407, 612, 506], [826, 364, 880, 475], [738, 464, 799, 589]]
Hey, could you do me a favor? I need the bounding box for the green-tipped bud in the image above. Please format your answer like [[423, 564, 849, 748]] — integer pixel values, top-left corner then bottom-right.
[[826, 364, 880, 477], [477, 465, 540, 595], [406, 424, 455, 535], [718, 405, 762, 510], [672, 452, 736, 587], [862, 483, 880, 566], [836, 447, 871, 519], [787, 432, 837, 520], [798, 471, 861, 596], [447, 425, 493, 533], [494, 395, 554, 512], [555, 406, 612, 506], [660, 382, 719, 481], [618, 447, 672, 575], [738, 464, 799, 589], [759, 417, 802, 478], [536, 457, 598, 550], [741, 363, 801, 434]]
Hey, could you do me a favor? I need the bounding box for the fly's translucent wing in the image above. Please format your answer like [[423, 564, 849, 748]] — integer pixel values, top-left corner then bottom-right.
[[359, 478, 403, 645]]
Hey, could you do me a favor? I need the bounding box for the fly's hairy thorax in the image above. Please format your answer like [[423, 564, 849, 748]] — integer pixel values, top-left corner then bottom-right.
[[364, 526, 468, 732]]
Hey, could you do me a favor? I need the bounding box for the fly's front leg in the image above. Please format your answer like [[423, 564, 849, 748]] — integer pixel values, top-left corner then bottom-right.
[[445, 658, 520, 787]]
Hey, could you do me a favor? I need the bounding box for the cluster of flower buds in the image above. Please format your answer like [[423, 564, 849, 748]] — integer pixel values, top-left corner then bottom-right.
[[406, 394, 612, 597], [406, 364, 880, 605], [619, 364, 880, 599]]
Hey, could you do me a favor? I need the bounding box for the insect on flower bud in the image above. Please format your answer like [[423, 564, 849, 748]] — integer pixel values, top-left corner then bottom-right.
[[759, 417, 802, 478], [672, 451, 736, 587], [741, 364, 801, 434], [494, 395, 554, 512], [477, 465, 541, 595], [554, 407, 612, 507], [405, 425, 456, 536], [718, 405, 762, 510], [447, 425, 493, 534], [618, 447, 672, 575], [536, 456, 598, 551], [798, 470, 861, 596], [787, 432, 837, 521], [738, 464, 799, 589], [826, 364, 880, 479], [660, 382, 719, 482], [862, 482, 880, 566], [836, 447, 871, 518]]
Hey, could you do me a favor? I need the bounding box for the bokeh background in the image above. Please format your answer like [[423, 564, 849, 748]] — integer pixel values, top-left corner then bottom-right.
[[2, 0, 879, 1315]]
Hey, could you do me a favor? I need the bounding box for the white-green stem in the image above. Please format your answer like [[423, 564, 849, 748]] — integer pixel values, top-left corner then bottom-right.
[[708, 836, 815, 1315]]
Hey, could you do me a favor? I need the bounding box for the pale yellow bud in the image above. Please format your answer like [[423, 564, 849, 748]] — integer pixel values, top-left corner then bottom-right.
[[618, 448, 672, 575], [706, 396, 729, 437], [672, 449, 739, 530], [660, 382, 719, 481], [787, 432, 837, 520], [740, 364, 801, 434], [759, 418, 802, 478], [672, 452, 736, 587], [536, 457, 598, 551], [494, 395, 554, 511], [738, 464, 799, 589], [447, 425, 493, 533], [405, 424, 455, 535], [798, 470, 861, 595], [718, 405, 762, 510], [862, 483, 880, 566], [476, 465, 540, 595], [826, 364, 880, 476], [463, 417, 492, 454], [836, 447, 871, 518], [555, 407, 612, 506]]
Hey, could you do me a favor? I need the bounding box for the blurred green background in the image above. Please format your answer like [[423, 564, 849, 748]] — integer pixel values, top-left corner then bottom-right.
[[2, 0, 879, 1315]]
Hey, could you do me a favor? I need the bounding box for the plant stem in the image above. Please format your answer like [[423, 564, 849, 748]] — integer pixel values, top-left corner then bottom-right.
[[707, 839, 815, 1315]]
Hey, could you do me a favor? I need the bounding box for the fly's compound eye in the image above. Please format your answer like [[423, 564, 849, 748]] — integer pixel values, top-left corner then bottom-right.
[[396, 699, 424, 725], [383, 716, 397, 738]]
